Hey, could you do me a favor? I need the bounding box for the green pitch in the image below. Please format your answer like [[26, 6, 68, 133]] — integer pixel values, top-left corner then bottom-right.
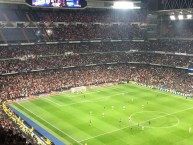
[[10, 83, 193, 145]]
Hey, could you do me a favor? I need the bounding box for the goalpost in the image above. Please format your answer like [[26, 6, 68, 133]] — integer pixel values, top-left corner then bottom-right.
[[70, 86, 87, 93]]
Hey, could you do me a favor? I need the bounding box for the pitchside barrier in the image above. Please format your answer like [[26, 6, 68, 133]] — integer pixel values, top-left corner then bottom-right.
[[70, 86, 87, 93], [130, 81, 192, 98]]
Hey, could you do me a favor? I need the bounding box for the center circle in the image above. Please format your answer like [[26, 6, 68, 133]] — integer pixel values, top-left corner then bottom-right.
[[130, 111, 180, 128]]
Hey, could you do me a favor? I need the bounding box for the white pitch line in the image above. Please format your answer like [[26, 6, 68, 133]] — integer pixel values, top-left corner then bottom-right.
[[42, 97, 63, 106], [16, 103, 83, 145], [60, 84, 127, 98], [42, 85, 131, 108], [134, 84, 191, 100], [79, 105, 193, 143], [60, 90, 130, 107], [130, 111, 180, 128], [34, 85, 130, 108], [60, 96, 112, 107]]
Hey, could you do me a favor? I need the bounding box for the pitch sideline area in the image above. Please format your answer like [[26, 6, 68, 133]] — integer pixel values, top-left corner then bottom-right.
[[10, 83, 193, 145]]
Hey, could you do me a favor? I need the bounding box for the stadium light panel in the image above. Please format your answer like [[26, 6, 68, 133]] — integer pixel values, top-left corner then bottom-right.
[[46, 29, 53, 36], [112, 1, 140, 9], [187, 14, 192, 19], [178, 15, 183, 20], [170, 15, 176, 20]]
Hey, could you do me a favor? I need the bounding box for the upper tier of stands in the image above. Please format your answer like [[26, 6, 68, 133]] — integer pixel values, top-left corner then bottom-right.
[[0, 6, 148, 43], [160, 20, 193, 38], [0, 25, 146, 43], [1, 41, 192, 58], [0, 7, 147, 23], [1, 5, 193, 42], [0, 41, 192, 74]]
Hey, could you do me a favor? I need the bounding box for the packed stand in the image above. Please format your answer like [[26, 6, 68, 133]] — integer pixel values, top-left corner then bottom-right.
[[1, 25, 145, 43], [0, 6, 147, 43], [1, 41, 193, 59], [0, 41, 193, 74], [0, 7, 147, 23], [1, 40, 193, 100], [0, 4, 148, 23], [0, 110, 38, 145], [160, 20, 193, 38], [0, 65, 193, 101], [0, 52, 191, 74], [53, 24, 145, 40], [31, 9, 147, 23]]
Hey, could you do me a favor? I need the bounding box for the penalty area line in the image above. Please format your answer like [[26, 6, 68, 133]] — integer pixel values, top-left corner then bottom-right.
[[60, 88, 132, 107]]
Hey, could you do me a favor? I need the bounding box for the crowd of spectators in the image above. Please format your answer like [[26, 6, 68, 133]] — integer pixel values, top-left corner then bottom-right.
[[5, 6, 193, 41], [1, 39, 193, 101], [161, 20, 193, 38], [2, 5, 193, 145], [0, 52, 191, 74], [0, 8, 146, 22], [0, 8, 148, 42], [52, 24, 145, 40], [0, 110, 37, 145], [0, 41, 193, 100], [1, 7, 193, 144], [0, 41, 193, 74], [2, 24, 145, 43], [37, 9, 146, 23], [1, 41, 193, 59], [0, 64, 193, 101]]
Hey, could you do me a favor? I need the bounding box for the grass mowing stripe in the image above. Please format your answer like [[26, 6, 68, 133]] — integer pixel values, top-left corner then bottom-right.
[[17, 84, 125, 105], [14, 103, 83, 145], [129, 84, 188, 100], [80, 105, 193, 143], [11, 83, 193, 145], [59, 91, 129, 107], [42, 97, 63, 106], [58, 84, 126, 98], [41, 86, 133, 108]]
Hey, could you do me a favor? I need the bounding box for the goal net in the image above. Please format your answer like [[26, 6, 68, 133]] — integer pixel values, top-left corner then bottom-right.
[[70, 86, 87, 93]]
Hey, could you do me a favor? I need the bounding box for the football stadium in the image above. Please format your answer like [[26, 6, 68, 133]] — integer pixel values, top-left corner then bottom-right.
[[1, 0, 193, 145]]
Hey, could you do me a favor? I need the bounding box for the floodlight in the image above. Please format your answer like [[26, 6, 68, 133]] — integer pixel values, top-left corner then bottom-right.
[[178, 15, 183, 20], [46, 29, 53, 36], [36, 30, 41, 36], [112, 1, 140, 9], [170, 15, 176, 20], [187, 14, 192, 19]]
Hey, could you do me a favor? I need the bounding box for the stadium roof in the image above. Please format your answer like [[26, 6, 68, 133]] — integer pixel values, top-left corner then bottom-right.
[[157, 8, 193, 16]]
